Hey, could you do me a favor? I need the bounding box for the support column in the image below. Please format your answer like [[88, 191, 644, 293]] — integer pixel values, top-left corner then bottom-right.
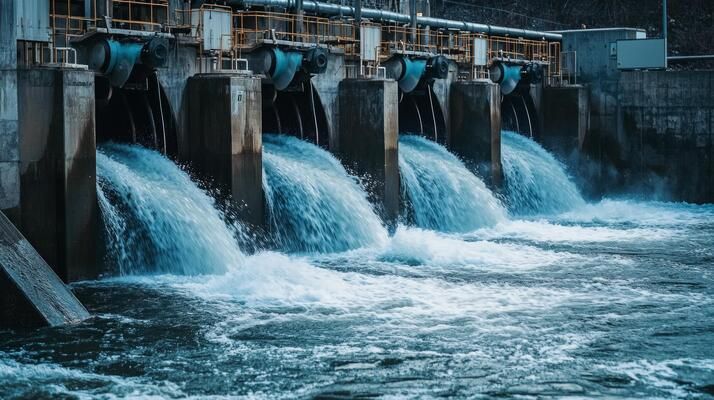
[[337, 79, 399, 226], [448, 80, 503, 187], [540, 85, 589, 156], [16, 68, 99, 283], [187, 74, 264, 226], [0, 0, 19, 218]]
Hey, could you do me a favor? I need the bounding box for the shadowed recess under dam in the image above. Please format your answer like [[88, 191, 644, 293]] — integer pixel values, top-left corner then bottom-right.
[[398, 134, 507, 232], [501, 130, 586, 215], [262, 134, 388, 253]]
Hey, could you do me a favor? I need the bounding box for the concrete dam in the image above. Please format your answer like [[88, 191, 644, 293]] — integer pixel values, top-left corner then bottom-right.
[[1, 1, 714, 398]]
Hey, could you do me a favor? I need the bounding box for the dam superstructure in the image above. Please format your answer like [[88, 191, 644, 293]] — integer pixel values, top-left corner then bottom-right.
[[1, 0, 712, 328]]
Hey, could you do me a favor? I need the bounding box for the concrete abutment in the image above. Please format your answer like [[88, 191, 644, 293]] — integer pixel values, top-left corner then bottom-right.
[[448, 80, 503, 187], [187, 74, 264, 227], [337, 79, 400, 227]]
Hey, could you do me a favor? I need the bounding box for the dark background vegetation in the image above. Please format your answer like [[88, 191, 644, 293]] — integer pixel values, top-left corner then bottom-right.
[[430, 0, 714, 58]]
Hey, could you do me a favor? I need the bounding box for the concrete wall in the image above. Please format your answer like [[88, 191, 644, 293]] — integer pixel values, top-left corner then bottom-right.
[[187, 74, 264, 226], [0, 0, 19, 214], [312, 51, 345, 152], [337, 79, 400, 226], [15, 68, 98, 282], [158, 45, 198, 161], [559, 28, 714, 202], [448, 80, 502, 187], [617, 70, 714, 202], [541, 85, 589, 156], [432, 60, 459, 143]]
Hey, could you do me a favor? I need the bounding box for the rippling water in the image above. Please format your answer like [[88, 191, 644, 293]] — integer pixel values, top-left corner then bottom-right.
[[2, 141, 714, 399]]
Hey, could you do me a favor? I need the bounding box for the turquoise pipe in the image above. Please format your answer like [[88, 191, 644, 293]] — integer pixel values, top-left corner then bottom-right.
[[490, 62, 523, 95], [399, 57, 427, 93], [270, 48, 304, 91]]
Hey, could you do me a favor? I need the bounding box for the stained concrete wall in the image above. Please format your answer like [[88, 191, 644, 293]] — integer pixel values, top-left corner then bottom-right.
[[541, 85, 589, 157], [560, 28, 714, 202], [158, 45, 198, 161], [337, 79, 400, 226], [187, 74, 264, 226], [15, 68, 98, 282], [617, 70, 714, 202], [312, 52, 345, 151], [0, 0, 19, 214], [431, 60, 459, 144], [448, 80, 502, 187]]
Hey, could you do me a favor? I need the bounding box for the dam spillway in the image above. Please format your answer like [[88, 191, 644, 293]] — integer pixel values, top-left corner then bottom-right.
[[4, 129, 714, 398], [1, 0, 714, 398]]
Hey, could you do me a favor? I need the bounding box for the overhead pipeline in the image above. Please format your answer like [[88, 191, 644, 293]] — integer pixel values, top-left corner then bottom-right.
[[226, 0, 562, 41]]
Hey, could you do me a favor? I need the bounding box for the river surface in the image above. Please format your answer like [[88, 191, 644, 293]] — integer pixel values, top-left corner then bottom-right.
[[1, 137, 713, 399]]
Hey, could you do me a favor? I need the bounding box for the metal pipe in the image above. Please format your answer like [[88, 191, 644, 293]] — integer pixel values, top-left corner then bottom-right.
[[229, 0, 562, 41], [409, 0, 417, 43], [668, 55, 714, 61], [354, 0, 361, 25]]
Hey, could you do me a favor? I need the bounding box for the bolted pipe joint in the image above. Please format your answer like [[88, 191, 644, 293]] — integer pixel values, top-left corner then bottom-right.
[[425, 55, 450, 81], [303, 47, 328, 74]]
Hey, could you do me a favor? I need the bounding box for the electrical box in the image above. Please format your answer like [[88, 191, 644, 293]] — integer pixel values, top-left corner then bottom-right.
[[360, 25, 381, 61], [473, 37, 488, 66], [617, 38, 667, 70], [192, 8, 232, 51], [15, 0, 50, 42]]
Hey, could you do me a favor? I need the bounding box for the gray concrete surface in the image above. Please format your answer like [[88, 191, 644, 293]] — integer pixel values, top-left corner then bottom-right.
[[187, 74, 265, 227], [337, 79, 400, 227], [448, 80, 503, 187]]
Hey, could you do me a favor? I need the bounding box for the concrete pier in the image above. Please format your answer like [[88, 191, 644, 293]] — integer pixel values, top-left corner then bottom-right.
[[337, 79, 400, 226], [541, 85, 590, 157], [448, 81, 503, 187], [14, 68, 98, 283], [1, 211, 89, 328], [187, 74, 264, 226], [0, 0, 19, 217]]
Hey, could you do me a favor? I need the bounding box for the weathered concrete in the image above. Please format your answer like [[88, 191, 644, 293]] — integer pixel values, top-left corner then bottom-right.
[[312, 52, 345, 151], [0, 211, 89, 328], [616, 70, 714, 202], [187, 74, 264, 226], [432, 60, 459, 143], [158, 45, 199, 160], [337, 79, 400, 226], [448, 80, 502, 187], [560, 28, 714, 202], [541, 85, 589, 157], [15, 68, 99, 283], [0, 0, 19, 216]]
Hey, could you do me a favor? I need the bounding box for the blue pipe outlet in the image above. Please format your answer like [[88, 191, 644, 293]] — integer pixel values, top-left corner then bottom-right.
[[269, 48, 305, 91], [489, 62, 523, 95], [88, 38, 168, 88]]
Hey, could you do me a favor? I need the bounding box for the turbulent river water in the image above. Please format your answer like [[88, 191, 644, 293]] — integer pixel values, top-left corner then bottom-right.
[[1, 135, 713, 399]]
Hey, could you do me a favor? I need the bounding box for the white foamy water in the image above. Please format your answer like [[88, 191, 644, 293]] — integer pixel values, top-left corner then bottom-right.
[[97, 143, 245, 275], [13, 134, 709, 399], [399, 134, 506, 232], [263, 134, 388, 253], [471, 219, 676, 243], [501, 130, 585, 215]]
